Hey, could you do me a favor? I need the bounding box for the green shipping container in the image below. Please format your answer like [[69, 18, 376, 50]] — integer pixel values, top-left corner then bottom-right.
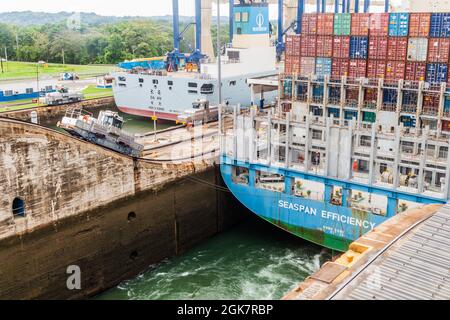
[[334, 13, 351, 36], [363, 111, 376, 123]]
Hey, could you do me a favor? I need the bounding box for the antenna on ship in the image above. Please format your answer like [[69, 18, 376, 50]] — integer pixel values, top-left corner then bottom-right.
[[217, 0, 223, 106]]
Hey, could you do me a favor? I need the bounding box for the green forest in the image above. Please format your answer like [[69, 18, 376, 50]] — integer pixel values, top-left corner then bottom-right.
[[0, 12, 229, 65]]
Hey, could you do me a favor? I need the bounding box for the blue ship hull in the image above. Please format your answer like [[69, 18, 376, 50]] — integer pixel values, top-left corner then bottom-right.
[[221, 156, 446, 252]]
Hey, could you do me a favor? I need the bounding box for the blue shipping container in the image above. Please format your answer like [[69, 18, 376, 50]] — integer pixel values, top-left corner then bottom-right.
[[388, 13, 409, 37], [383, 89, 398, 104], [349, 36, 368, 59], [344, 110, 358, 120], [328, 108, 340, 118], [315, 58, 332, 77], [426, 63, 448, 83], [430, 13, 450, 38]]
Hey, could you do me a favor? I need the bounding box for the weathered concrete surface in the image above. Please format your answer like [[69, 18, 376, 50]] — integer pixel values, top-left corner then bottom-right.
[[0, 97, 115, 123], [0, 118, 244, 299]]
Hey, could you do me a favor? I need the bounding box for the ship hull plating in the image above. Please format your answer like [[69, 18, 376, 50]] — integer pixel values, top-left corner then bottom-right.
[[220, 158, 446, 252]]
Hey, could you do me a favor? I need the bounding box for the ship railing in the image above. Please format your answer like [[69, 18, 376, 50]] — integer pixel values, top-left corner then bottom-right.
[[312, 96, 324, 104], [401, 105, 417, 113], [422, 107, 439, 116], [363, 101, 376, 110], [345, 99, 358, 109], [296, 94, 308, 102], [381, 103, 397, 112], [64, 106, 93, 119], [328, 97, 341, 106], [403, 80, 420, 90]]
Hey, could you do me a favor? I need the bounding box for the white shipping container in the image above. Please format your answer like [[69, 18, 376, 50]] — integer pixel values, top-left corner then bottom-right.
[[300, 57, 316, 77], [407, 38, 428, 62]]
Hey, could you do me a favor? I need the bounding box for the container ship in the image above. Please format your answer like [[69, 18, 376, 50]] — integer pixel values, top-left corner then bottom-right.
[[112, 1, 278, 121], [220, 2, 450, 251]]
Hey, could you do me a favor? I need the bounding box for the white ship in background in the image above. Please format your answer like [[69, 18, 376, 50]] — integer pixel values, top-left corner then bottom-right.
[[113, 1, 278, 121]]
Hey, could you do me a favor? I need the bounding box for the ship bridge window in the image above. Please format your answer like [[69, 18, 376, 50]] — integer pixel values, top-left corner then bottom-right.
[[188, 82, 198, 88], [119, 83, 126, 87], [227, 50, 240, 61], [26, 88, 34, 94], [152, 79, 158, 84], [12, 197, 25, 218], [45, 85, 53, 92], [235, 12, 241, 22], [242, 12, 249, 22], [139, 78, 144, 83], [4, 90, 13, 96], [168, 80, 173, 86], [188, 90, 198, 94], [118, 76, 126, 82], [200, 84, 214, 94], [229, 81, 236, 86]]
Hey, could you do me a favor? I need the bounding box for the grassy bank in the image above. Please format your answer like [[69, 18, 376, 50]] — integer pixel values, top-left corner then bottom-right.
[[0, 61, 116, 80]]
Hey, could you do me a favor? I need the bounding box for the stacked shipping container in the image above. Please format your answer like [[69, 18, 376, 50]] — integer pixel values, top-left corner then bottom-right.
[[283, 12, 450, 85]]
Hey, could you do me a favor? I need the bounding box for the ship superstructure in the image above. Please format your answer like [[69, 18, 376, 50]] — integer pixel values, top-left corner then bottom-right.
[[220, 2, 450, 252]]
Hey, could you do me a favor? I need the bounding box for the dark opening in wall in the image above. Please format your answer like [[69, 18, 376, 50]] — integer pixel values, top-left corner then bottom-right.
[[128, 212, 137, 222], [130, 251, 139, 260], [12, 198, 25, 218]]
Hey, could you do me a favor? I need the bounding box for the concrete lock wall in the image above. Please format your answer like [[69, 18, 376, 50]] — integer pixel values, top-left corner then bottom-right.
[[0, 118, 244, 299], [0, 97, 116, 123]]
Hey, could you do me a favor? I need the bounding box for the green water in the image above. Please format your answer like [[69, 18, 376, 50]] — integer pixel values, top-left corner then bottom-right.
[[96, 216, 330, 300]]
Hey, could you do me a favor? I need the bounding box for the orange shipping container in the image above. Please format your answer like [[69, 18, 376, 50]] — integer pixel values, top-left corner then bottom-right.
[[369, 13, 389, 36], [368, 36, 388, 60], [349, 59, 367, 78], [301, 35, 317, 57], [316, 36, 333, 57], [427, 38, 450, 63], [333, 36, 350, 58], [367, 60, 386, 79], [351, 13, 370, 36], [387, 37, 408, 61], [409, 13, 431, 37], [317, 13, 334, 35], [385, 61, 406, 82], [332, 58, 349, 79], [301, 14, 318, 35]]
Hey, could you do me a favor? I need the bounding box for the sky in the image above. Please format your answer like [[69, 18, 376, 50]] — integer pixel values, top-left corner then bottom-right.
[[0, 0, 403, 19]]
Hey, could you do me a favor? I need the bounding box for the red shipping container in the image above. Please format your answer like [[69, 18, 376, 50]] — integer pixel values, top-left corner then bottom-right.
[[316, 36, 333, 57], [368, 36, 388, 60], [405, 62, 426, 81], [351, 13, 370, 36], [333, 36, 350, 58], [385, 61, 406, 82], [427, 38, 450, 63], [369, 13, 389, 36], [285, 56, 293, 74], [409, 13, 431, 37], [317, 13, 334, 35], [349, 59, 367, 78], [301, 35, 317, 57], [387, 37, 408, 61], [332, 58, 349, 78], [367, 60, 386, 79], [365, 88, 378, 102], [286, 35, 301, 56], [302, 14, 318, 35]]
